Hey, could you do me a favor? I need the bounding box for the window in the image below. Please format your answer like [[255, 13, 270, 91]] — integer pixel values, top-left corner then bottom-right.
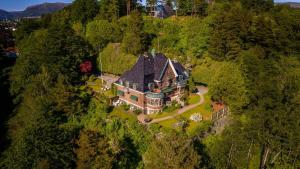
[[178, 75, 183, 81], [130, 95, 138, 102], [117, 90, 124, 96], [184, 71, 189, 77], [132, 83, 137, 90], [148, 83, 154, 91], [169, 79, 173, 86], [147, 98, 162, 106], [125, 81, 130, 88]]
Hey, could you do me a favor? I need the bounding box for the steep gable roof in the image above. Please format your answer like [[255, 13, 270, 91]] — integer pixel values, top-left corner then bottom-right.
[[117, 53, 187, 92]]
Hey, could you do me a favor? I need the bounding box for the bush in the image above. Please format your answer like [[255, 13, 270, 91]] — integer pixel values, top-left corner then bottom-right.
[[163, 101, 180, 113], [121, 104, 130, 111], [133, 109, 142, 115]]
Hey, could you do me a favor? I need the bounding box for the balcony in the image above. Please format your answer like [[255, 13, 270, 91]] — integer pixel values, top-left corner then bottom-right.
[[146, 92, 164, 99], [176, 80, 186, 88]]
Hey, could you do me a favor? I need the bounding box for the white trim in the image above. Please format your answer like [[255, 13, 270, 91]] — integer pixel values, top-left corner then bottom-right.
[[119, 98, 144, 109], [114, 83, 145, 95], [158, 60, 169, 80], [169, 59, 178, 77], [154, 80, 161, 83], [146, 107, 162, 110]]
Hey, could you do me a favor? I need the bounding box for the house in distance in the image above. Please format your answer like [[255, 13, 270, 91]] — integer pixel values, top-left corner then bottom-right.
[[114, 53, 189, 114]]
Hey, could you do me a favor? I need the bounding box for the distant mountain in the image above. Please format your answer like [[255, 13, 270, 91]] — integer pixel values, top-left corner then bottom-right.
[[276, 2, 300, 9], [0, 9, 13, 20], [0, 2, 70, 20]]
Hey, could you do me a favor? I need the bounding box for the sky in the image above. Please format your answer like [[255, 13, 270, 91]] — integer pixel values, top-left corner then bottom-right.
[[0, 0, 300, 11]]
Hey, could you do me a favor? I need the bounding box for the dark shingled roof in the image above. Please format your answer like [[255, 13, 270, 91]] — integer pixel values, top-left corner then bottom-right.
[[117, 53, 187, 92]]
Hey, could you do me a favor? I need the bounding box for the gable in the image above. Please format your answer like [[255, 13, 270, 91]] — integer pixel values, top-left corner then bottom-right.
[[161, 63, 177, 82], [117, 53, 186, 92]]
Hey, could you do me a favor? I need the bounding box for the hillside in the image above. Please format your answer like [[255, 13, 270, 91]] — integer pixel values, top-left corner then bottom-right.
[[0, 9, 13, 20], [277, 2, 300, 8], [0, 2, 69, 20], [1, 0, 300, 169]]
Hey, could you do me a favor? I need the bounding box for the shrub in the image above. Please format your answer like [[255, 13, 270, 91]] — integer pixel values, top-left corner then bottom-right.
[[133, 109, 142, 115]]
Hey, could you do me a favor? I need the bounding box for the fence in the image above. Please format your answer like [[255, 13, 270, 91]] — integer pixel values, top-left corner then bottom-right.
[[211, 107, 229, 122]]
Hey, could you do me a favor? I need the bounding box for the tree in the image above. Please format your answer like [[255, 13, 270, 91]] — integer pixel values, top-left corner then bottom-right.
[[209, 62, 249, 112], [10, 24, 91, 97], [187, 78, 196, 94], [178, 16, 212, 59], [240, 48, 300, 168], [86, 19, 121, 49], [14, 19, 41, 42], [99, 43, 137, 75], [209, 5, 248, 60], [76, 130, 113, 169], [1, 69, 77, 169], [80, 60, 93, 74], [143, 133, 201, 169], [240, 0, 274, 12], [121, 10, 145, 55], [98, 0, 120, 21], [247, 14, 290, 55], [70, 0, 99, 24]]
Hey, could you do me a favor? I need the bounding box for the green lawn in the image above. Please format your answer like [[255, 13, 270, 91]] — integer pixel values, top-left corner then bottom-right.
[[86, 77, 116, 98], [148, 94, 200, 119], [158, 118, 178, 128], [188, 94, 201, 105], [86, 78, 104, 92], [186, 121, 212, 136], [157, 93, 213, 136], [109, 106, 137, 121], [148, 110, 178, 119]]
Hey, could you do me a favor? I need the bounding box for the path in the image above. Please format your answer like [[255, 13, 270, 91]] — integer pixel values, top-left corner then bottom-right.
[[138, 86, 208, 124], [99, 74, 119, 89]]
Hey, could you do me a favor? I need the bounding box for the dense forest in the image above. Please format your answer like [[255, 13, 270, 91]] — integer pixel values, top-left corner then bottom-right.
[[0, 0, 299, 168]]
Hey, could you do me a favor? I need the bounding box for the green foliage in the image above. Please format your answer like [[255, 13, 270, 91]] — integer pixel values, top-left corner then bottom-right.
[[178, 16, 212, 59], [70, 0, 99, 24], [1, 69, 82, 169], [86, 19, 121, 49], [10, 25, 92, 98], [241, 0, 274, 12], [3, 0, 300, 168], [209, 61, 249, 112], [121, 10, 145, 55], [99, 43, 137, 75], [14, 19, 41, 42], [191, 56, 224, 84], [177, 0, 208, 16], [209, 5, 248, 60], [76, 130, 113, 169], [187, 78, 196, 93], [143, 133, 201, 169], [98, 0, 120, 21], [163, 101, 181, 113]]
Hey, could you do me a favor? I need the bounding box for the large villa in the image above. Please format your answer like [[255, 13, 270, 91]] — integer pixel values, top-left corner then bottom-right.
[[114, 53, 189, 114]]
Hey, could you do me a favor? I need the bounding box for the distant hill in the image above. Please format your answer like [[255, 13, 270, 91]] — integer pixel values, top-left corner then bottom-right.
[[0, 9, 13, 20], [276, 2, 300, 9], [0, 2, 70, 20]]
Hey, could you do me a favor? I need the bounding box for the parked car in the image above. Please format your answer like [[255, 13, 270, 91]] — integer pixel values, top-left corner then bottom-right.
[[144, 118, 152, 123]]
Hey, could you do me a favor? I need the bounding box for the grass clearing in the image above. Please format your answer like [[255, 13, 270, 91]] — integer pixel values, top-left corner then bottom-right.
[[148, 110, 178, 119], [188, 94, 201, 105], [86, 78, 105, 92], [157, 93, 213, 136], [109, 106, 137, 121]]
